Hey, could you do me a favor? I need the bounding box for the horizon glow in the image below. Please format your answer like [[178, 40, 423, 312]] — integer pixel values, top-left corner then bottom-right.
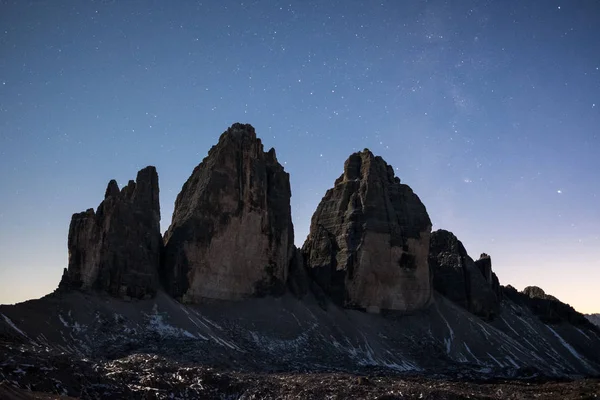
[[1, 1, 599, 314]]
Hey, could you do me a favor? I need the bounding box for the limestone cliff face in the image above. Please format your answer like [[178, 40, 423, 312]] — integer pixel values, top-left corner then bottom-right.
[[162, 123, 294, 302], [302, 150, 432, 312], [429, 230, 499, 319], [59, 166, 162, 299]]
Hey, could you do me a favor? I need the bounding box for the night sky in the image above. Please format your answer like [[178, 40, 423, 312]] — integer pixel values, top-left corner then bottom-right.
[[1, 1, 599, 312]]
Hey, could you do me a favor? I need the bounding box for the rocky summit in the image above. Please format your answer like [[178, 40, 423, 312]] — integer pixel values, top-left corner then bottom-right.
[[58, 166, 162, 299], [302, 149, 432, 313], [1, 123, 600, 399], [428, 229, 499, 320], [162, 123, 294, 302]]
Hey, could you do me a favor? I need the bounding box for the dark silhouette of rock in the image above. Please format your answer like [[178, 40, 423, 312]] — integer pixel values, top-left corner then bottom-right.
[[503, 285, 595, 328], [302, 149, 432, 312], [474, 253, 502, 299], [429, 230, 499, 319], [475, 253, 493, 282], [587, 314, 600, 328], [287, 247, 309, 298], [162, 123, 294, 302], [59, 166, 162, 299]]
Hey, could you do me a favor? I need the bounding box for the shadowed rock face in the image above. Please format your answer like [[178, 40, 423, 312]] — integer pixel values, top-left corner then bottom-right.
[[59, 166, 162, 299], [475, 253, 502, 299], [429, 230, 499, 320], [162, 123, 294, 302], [302, 149, 432, 312]]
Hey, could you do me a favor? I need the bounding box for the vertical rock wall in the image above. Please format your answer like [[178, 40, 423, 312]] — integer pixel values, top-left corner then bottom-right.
[[429, 230, 499, 319], [59, 166, 162, 299], [162, 123, 294, 302], [302, 150, 432, 312]]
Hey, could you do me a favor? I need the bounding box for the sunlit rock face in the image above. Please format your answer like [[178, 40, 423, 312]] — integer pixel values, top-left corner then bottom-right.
[[59, 166, 162, 299], [429, 230, 499, 320], [302, 149, 432, 312], [162, 123, 294, 302]]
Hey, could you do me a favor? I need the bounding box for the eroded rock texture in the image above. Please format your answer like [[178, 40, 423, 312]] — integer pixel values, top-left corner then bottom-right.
[[59, 166, 162, 299], [162, 123, 294, 302], [429, 230, 499, 319], [302, 149, 432, 312]]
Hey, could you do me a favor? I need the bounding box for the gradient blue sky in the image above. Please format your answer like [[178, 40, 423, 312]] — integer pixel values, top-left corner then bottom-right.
[[1, 1, 599, 312]]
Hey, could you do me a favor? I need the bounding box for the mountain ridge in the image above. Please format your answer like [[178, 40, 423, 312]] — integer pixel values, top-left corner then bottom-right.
[[1, 123, 598, 398]]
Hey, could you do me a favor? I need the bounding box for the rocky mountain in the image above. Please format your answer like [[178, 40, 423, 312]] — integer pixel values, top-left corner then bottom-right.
[[58, 166, 162, 299], [503, 285, 592, 326], [428, 230, 499, 320], [587, 314, 600, 328], [1, 123, 600, 399], [302, 150, 432, 313], [162, 123, 294, 302]]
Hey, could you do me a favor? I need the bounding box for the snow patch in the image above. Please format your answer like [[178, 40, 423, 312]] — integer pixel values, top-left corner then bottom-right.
[[500, 316, 521, 337], [477, 322, 493, 340], [575, 327, 591, 341], [146, 305, 199, 339], [546, 325, 594, 372], [463, 343, 480, 364], [486, 353, 504, 367], [435, 303, 454, 354], [1, 313, 28, 338], [505, 355, 520, 368], [58, 314, 85, 333], [332, 335, 419, 372]]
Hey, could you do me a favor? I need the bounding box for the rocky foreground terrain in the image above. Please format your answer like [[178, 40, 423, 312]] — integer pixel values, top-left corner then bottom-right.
[[1, 124, 599, 399]]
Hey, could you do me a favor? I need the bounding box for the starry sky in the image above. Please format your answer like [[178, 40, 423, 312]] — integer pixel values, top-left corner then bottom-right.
[[1, 1, 599, 312]]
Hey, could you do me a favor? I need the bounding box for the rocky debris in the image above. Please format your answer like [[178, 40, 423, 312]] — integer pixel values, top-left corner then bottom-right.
[[302, 149, 432, 312], [162, 123, 294, 302], [503, 285, 595, 328], [587, 314, 600, 328], [58, 167, 162, 299], [1, 341, 599, 400], [2, 279, 600, 399], [429, 230, 499, 320]]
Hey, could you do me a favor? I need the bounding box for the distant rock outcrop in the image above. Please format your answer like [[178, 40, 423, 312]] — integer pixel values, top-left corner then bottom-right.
[[59, 166, 162, 299], [429, 230, 499, 319], [503, 285, 593, 327], [162, 123, 294, 302], [302, 149, 432, 312], [587, 314, 600, 328]]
